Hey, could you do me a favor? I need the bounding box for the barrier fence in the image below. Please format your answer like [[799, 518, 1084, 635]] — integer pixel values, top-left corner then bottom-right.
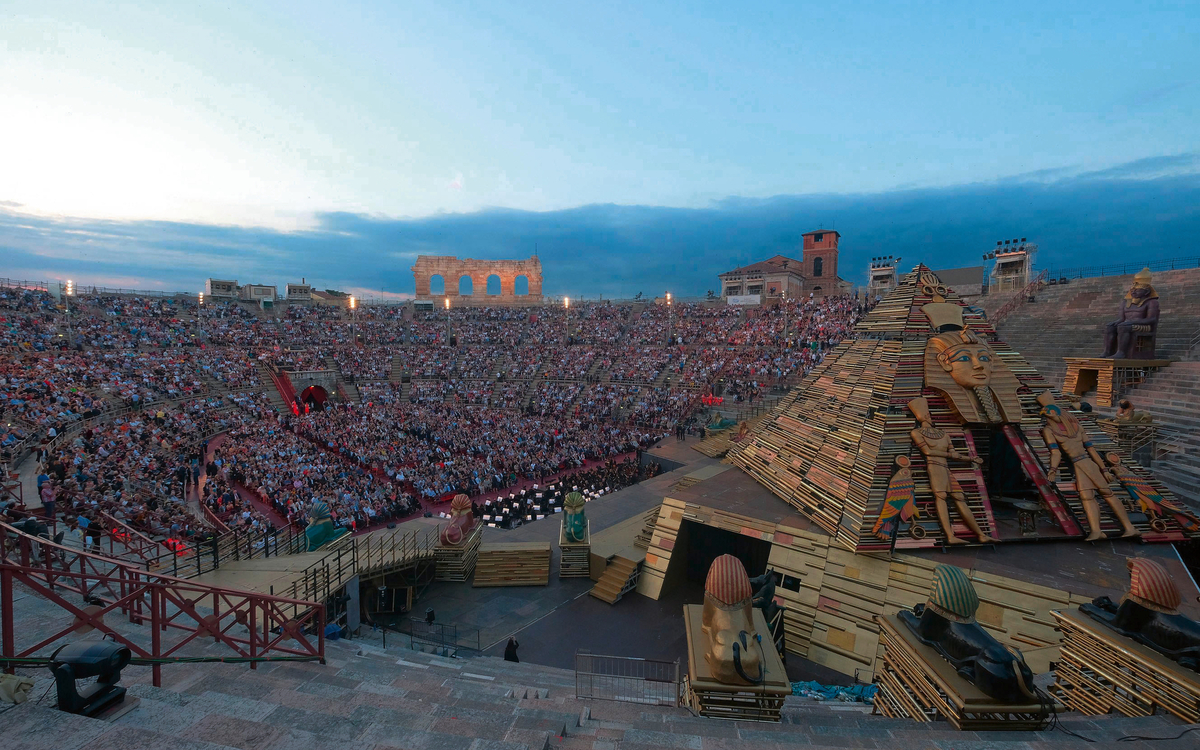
[[575, 650, 681, 706], [0, 520, 325, 687]]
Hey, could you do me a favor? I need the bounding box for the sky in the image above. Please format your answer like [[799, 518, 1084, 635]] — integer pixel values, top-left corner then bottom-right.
[[1, 1, 1197, 295]]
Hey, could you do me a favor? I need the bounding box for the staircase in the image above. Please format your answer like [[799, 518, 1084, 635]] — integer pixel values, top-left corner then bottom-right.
[[1119, 361, 1200, 502], [589, 554, 641, 604], [3, 580, 1197, 749], [995, 268, 1200, 387], [389, 354, 405, 383], [254, 362, 290, 413]]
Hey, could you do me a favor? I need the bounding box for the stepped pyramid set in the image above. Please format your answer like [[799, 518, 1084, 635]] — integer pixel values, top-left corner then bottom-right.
[[731, 265, 1198, 552]]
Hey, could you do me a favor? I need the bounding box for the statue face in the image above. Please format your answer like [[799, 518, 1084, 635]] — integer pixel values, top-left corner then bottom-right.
[[1130, 285, 1151, 300], [939, 343, 994, 388]]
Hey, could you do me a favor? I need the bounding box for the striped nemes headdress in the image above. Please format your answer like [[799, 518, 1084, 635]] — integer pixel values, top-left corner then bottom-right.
[[926, 564, 980, 623], [1125, 557, 1181, 614], [705, 554, 753, 607]]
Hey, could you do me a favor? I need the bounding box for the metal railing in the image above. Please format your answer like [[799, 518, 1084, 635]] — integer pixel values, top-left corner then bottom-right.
[[1044, 256, 1200, 282], [403, 619, 481, 655], [1, 520, 325, 686], [575, 650, 681, 706], [989, 268, 1049, 327]]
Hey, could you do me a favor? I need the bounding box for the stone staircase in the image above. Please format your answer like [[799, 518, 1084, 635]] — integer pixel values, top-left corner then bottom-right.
[[5, 633, 1196, 750], [588, 555, 640, 604], [1117, 361, 1200, 502], [995, 268, 1200, 387], [389, 354, 405, 383], [254, 362, 291, 413], [3, 582, 1198, 749]]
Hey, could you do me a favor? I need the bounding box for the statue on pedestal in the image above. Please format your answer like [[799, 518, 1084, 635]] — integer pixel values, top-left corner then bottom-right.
[[899, 564, 1038, 703], [1101, 267, 1159, 359], [562, 491, 588, 543], [439, 493, 476, 546], [1037, 391, 1139, 541], [702, 555, 765, 686], [1081, 558, 1200, 672], [305, 499, 349, 552], [908, 397, 997, 545]]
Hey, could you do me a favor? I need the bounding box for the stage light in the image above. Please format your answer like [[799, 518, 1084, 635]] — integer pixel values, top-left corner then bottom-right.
[[49, 641, 131, 716], [65, 279, 74, 296], [349, 296, 356, 310], [198, 292, 204, 305], [444, 298, 450, 310], [665, 292, 672, 305], [564, 296, 570, 309]]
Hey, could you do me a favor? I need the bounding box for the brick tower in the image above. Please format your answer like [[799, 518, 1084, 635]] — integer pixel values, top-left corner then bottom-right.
[[801, 229, 840, 294]]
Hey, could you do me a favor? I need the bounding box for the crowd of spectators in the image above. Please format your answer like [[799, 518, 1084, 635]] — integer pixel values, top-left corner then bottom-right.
[[2, 283, 876, 545]]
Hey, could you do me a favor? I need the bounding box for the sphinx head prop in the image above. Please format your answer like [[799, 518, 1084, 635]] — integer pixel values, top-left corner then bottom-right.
[[701, 555, 765, 686]]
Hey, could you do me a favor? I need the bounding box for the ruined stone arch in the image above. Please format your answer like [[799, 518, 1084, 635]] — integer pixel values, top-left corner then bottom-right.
[[458, 276, 474, 296], [412, 255, 543, 305], [486, 274, 502, 296], [514, 275, 530, 296], [429, 274, 446, 295]]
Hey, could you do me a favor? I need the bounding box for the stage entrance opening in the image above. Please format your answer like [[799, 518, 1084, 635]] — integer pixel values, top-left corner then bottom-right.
[[300, 385, 329, 411], [660, 519, 773, 600]]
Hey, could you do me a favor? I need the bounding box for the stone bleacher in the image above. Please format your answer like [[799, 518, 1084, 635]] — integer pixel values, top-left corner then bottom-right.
[[1115, 361, 1200, 501], [5, 626, 1197, 750], [995, 268, 1200, 387]]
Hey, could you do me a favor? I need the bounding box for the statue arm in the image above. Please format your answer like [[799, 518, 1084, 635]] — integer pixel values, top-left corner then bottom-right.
[[1085, 442, 1113, 481], [1042, 429, 1062, 479]]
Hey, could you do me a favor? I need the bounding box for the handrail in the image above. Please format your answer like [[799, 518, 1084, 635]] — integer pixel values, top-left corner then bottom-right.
[[1, 519, 325, 686], [990, 268, 1049, 327], [1044, 256, 1200, 282]]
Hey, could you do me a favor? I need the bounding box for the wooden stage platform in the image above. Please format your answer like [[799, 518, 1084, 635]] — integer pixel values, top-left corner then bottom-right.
[[1053, 608, 1200, 723], [191, 550, 334, 598], [682, 604, 790, 722], [874, 615, 1056, 730]]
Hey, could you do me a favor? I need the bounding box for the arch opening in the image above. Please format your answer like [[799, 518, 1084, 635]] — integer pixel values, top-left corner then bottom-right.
[[813, 257, 824, 278], [486, 274, 502, 296], [514, 275, 529, 296], [299, 385, 329, 412], [429, 274, 445, 295], [459, 276, 474, 296]]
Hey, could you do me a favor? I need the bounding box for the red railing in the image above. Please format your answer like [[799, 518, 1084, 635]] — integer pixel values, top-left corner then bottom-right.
[[989, 269, 1049, 327], [1, 521, 324, 686]]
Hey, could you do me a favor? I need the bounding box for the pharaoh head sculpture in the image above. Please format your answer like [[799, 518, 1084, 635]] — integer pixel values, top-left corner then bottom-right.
[[439, 493, 476, 546], [450, 493, 472, 517], [1127, 268, 1158, 305], [1124, 558, 1182, 615], [701, 555, 765, 686], [309, 499, 332, 522], [564, 491, 585, 516], [919, 270, 1019, 424]]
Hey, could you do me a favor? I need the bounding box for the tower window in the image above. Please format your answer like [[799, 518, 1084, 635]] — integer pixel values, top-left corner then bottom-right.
[[813, 257, 824, 277], [814, 233, 824, 242]]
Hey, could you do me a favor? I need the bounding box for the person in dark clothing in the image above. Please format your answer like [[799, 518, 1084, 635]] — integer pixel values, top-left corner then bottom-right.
[[504, 637, 520, 663]]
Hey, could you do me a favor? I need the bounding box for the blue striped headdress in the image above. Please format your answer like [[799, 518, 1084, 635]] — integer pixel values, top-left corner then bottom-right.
[[927, 564, 979, 623]]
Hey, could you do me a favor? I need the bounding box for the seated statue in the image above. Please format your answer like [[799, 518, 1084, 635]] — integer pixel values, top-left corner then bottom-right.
[[439, 494, 477, 546], [899, 564, 1037, 704], [1101, 267, 1160, 359], [304, 499, 349, 552], [1080, 558, 1200, 672], [702, 555, 765, 686], [562, 491, 588, 543]]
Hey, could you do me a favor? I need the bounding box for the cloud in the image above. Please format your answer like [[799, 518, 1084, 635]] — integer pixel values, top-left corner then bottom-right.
[[2, 153, 1199, 298]]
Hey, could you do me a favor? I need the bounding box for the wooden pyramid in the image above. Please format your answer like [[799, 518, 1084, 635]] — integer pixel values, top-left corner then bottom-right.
[[730, 265, 1195, 553]]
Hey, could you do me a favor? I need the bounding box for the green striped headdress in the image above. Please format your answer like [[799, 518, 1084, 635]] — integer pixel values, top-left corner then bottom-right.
[[927, 564, 979, 623]]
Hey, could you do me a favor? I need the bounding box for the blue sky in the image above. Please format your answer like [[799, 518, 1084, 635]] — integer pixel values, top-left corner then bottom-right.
[[1, 1, 1197, 294]]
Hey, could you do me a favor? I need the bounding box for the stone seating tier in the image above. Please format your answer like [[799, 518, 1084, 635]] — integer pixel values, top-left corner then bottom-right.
[[995, 268, 1200, 387]]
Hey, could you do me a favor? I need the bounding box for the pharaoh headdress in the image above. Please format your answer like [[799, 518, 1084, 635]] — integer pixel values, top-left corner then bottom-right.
[[921, 271, 1021, 424]]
